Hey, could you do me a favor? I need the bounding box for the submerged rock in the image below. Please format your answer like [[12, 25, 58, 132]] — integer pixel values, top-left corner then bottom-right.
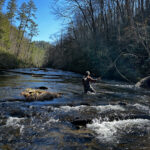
[[71, 118, 92, 127], [135, 76, 150, 89], [117, 102, 127, 106], [39, 68, 48, 72], [31, 68, 48, 72], [32, 74, 43, 77], [36, 86, 48, 90], [9, 109, 30, 118], [21, 88, 61, 101]]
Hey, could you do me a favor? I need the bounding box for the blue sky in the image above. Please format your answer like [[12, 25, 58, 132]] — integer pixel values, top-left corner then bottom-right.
[[4, 0, 63, 42]]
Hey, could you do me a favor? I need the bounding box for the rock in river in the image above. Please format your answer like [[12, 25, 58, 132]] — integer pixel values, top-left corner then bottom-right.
[[71, 118, 92, 127], [21, 88, 61, 101], [36, 86, 48, 90], [135, 76, 150, 89]]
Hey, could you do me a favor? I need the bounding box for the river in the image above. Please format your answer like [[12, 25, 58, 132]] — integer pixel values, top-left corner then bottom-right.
[[0, 68, 150, 150]]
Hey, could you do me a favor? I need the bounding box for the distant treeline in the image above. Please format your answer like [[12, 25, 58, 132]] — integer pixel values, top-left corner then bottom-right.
[[0, 0, 50, 69], [47, 0, 150, 82]]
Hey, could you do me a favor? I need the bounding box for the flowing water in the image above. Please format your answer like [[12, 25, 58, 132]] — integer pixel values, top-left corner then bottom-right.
[[0, 68, 150, 150]]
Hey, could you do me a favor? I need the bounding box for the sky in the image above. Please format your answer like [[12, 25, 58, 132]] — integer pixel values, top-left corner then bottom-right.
[[4, 0, 63, 43]]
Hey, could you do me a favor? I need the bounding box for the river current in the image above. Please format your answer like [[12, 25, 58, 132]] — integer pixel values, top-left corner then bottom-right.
[[0, 68, 150, 150]]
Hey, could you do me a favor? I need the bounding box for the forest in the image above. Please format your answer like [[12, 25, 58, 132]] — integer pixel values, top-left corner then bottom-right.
[[47, 0, 150, 82], [1, 0, 150, 82], [0, 0, 50, 69]]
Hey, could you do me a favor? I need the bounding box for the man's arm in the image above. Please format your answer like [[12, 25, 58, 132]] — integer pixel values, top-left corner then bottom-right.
[[88, 76, 97, 82]]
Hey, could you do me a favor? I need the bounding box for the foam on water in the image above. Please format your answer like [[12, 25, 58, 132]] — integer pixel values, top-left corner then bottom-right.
[[60, 105, 86, 112], [91, 105, 125, 112], [113, 84, 134, 88], [6, 117, 24, 127], [133, 103, 150, 114], [53, 105, 86, 112], [87, 118, 150, 143], [45, 118, 59, 124], [6, 117, 25, 134], [20, 125, 25, 134], [54, 105, 125, 113]]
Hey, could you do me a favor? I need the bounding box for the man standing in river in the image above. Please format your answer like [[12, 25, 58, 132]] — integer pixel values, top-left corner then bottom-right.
[[82, 71, 99, 94]]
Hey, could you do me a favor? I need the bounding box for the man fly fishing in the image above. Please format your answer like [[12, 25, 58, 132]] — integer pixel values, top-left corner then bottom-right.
[[82, 71, 100, 94]]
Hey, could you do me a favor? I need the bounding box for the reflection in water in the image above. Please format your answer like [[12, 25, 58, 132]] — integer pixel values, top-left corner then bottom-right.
[[0, 69, 150, 150]]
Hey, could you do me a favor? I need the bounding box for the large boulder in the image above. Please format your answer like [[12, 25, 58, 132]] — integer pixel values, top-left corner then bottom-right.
[[135, 76, 150, 89], [21, 88, 61, 101]]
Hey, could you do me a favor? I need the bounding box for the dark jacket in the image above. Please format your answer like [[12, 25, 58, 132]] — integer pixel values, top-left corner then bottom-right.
[[82, 75, 97, 93]]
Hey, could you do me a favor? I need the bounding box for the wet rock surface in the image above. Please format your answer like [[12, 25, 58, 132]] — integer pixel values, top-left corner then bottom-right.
[[21, 88, 61, 101]]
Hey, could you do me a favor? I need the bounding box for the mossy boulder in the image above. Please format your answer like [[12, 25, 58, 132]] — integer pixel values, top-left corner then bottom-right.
[[21, 88, 61, 101]]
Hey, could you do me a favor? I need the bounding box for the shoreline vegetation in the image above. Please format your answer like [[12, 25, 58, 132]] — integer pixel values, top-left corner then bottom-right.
[[47, 0, 150, 82], [0, 0, 50, 69], [1, 0, 150, 83]]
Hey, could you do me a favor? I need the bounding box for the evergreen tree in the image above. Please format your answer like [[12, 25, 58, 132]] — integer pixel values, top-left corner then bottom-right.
[[0, 0, 46, 69], [21, 0, 37, 40], [0, 0, 5, 12], [6, 0, 17, 25], [16, 2, 28, 55], [28, 20, 38, 41], [16, 0, 37, 55], [27, 20, 38, 51], [17, 2, 27, 32], [27, 0, 37, 19]]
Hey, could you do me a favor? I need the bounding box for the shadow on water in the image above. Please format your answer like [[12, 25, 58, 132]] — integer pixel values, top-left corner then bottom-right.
[[0, 69, 150, 150]]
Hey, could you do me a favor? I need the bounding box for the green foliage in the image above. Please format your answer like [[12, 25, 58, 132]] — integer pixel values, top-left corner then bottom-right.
[[48, 0, 150, 82], [6, 0, 17, 24], [31, 46, 46, 67], [0, 48, 20, 69], [0, 13, 10, 48], [28, 20, 38, 40], [16, 0, 38, 56], [0, 1, 47, 69], [0, 0, 5, 12], [34, 41, 51, 50]]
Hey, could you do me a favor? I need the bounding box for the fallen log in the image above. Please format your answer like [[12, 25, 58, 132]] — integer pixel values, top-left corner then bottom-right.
[[135, 76, 150, 89]]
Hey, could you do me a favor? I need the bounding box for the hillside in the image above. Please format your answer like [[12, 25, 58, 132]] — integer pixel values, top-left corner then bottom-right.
[[0, 0, 48, 69]]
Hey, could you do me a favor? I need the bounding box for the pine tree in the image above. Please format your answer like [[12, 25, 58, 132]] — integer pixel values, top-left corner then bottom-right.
[[16, 2, 28, 55], [16, 0, 37, 56], [28, 20, 38, 42], [6, 0, 17, 25], [27, 20, 38, 52], [21, 0, 37, 41], [0, 0, 5, 12], [17, 2, 27, 32]]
